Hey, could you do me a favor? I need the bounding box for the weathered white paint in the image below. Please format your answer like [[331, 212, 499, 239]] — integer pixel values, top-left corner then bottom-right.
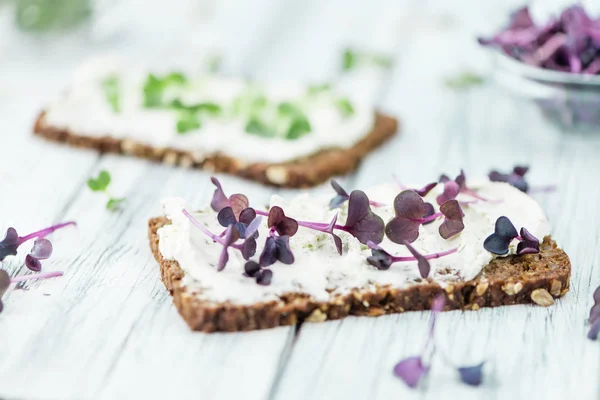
[[0, 1, 598, 400]]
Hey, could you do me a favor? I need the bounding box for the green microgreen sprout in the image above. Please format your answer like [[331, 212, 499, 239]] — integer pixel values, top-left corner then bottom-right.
[[444, 72, 485, 89], [87, 170, 126, 210], [101, 75, 120, 113], [143, 72, 187, 108], [342, 48, 393, 72]]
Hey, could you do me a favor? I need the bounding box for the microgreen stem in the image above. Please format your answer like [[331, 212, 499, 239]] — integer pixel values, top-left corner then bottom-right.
[[10, 270, 64, 283], [19, 221, 76, 244], [296, 220, 346, 232], [529, 185, 557, 194], [255, 210, 269, 217], [182, 209, 226, 245], [408, 213, 443, 224], [392, 247, 458, 263], [369, 200, 386, 207], [516, 235, 522, 241], [182, 209, 246, 251]]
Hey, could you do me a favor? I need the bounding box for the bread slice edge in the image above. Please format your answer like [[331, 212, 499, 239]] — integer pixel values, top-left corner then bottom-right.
[[148, 216, 571, 333], [34, 111, 398, 188]]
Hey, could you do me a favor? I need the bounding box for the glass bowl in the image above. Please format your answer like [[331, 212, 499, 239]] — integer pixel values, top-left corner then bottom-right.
[[492, 51, 600, 132]]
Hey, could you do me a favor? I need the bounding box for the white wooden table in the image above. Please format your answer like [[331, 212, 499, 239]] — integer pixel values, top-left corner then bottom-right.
[[1, 1, 599, 399]]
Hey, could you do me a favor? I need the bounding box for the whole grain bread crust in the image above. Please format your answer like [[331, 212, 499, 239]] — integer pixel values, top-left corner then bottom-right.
[[148, 217, 571, 333], [34, 111, 398, 188]]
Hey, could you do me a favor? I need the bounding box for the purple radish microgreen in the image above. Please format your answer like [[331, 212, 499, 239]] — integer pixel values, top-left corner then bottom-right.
[[393, 357, 429, 388], [438, 200, 465, 239], [457, 362, 485, 386], [392, 174, 438, 197], [259, 235, 295, 267], [0, 270, 8, 313], [394, 296, 485, 388], [440, 170, 495, 202], [385, 190, 442, 244], [328, 180, 385, 209], [489, 165, 530, 193], [483, 216, 540, 256], [488, 165, 556, 194], [267, 206, 299, 237], [218, 225, 240, 271], [25, 238, 53, 272], [516, 227, 540, 255], [0, 270, 64, 314], [244, 261, 273, 285], [263, 191, 384, 252], [87, 170, 126, 210], [589, 286, 600, 340], [210, 177, 249, 218], [217, 207, 257, 239], [394, 296, 444, 387], [436, 181, 460, 206], [182, 208, 259, 268], [0, 222, 75, 265], [367, 241, 457, 276]]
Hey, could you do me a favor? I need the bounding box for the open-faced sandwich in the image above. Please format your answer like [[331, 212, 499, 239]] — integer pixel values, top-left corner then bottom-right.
[[148, 170, 570, 332], [34, 58, 398, 187]]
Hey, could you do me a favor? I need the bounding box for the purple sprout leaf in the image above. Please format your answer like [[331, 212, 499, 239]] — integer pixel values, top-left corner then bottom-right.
[[0, 222, 75, 262], [245, 215, 263, 239], [217, 207, 237, 227], [594, 286, 600, 304], [256, 269, 273, 285], [589, 303, 600, 323], [0, 228, 20, 261], [324, 213, 343, 255], [366, 241, 394, 270], [439, 174, 450, 183], [421, 203, 436, 226], [29, 238, 53, 260], [209, 177, 249, 218], [217, 225, 240, 271], [385, 190, 428, 244], [0, 269, 10, 313], [488, 165, 530, 192], [436, 181, 460, 206], [229, 194, 250, 219], [404, 241, 431, 278], [344, 190, 384, 244], [414, 182, 438, 197], [483, 216, 518, 255], [239, 208, 257, 225], [242, 237, 257, 260], [439, 200, 465, 239], [210, 177, 229, 212], [25, 255, 42, 272], [495, 216, 518, 239], [458, 362, 485, 386], [393, 356, 428, 388], [455, 169, 467, 190], [244, 261, 261, 277], [516, 227, 540, 255], [259, 236, 295, 267], [329, 180, 350, 209], [268, 206, 299, 237], [589, 320, 600, 340]]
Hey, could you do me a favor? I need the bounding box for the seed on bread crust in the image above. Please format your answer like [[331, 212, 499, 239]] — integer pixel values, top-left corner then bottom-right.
[[550, 279, 562, 296], [476, 282, 489, 296], [531, 288, 555, 306]]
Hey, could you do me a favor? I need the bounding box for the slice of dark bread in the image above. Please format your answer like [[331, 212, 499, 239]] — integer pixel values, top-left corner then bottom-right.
[[148, 217, 571, 333], [34, 111, 398, 188]]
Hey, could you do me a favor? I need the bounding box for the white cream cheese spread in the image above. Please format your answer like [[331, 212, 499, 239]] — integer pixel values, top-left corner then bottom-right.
[[157, 180, 551, 305], [44, 57, 375, 164]]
